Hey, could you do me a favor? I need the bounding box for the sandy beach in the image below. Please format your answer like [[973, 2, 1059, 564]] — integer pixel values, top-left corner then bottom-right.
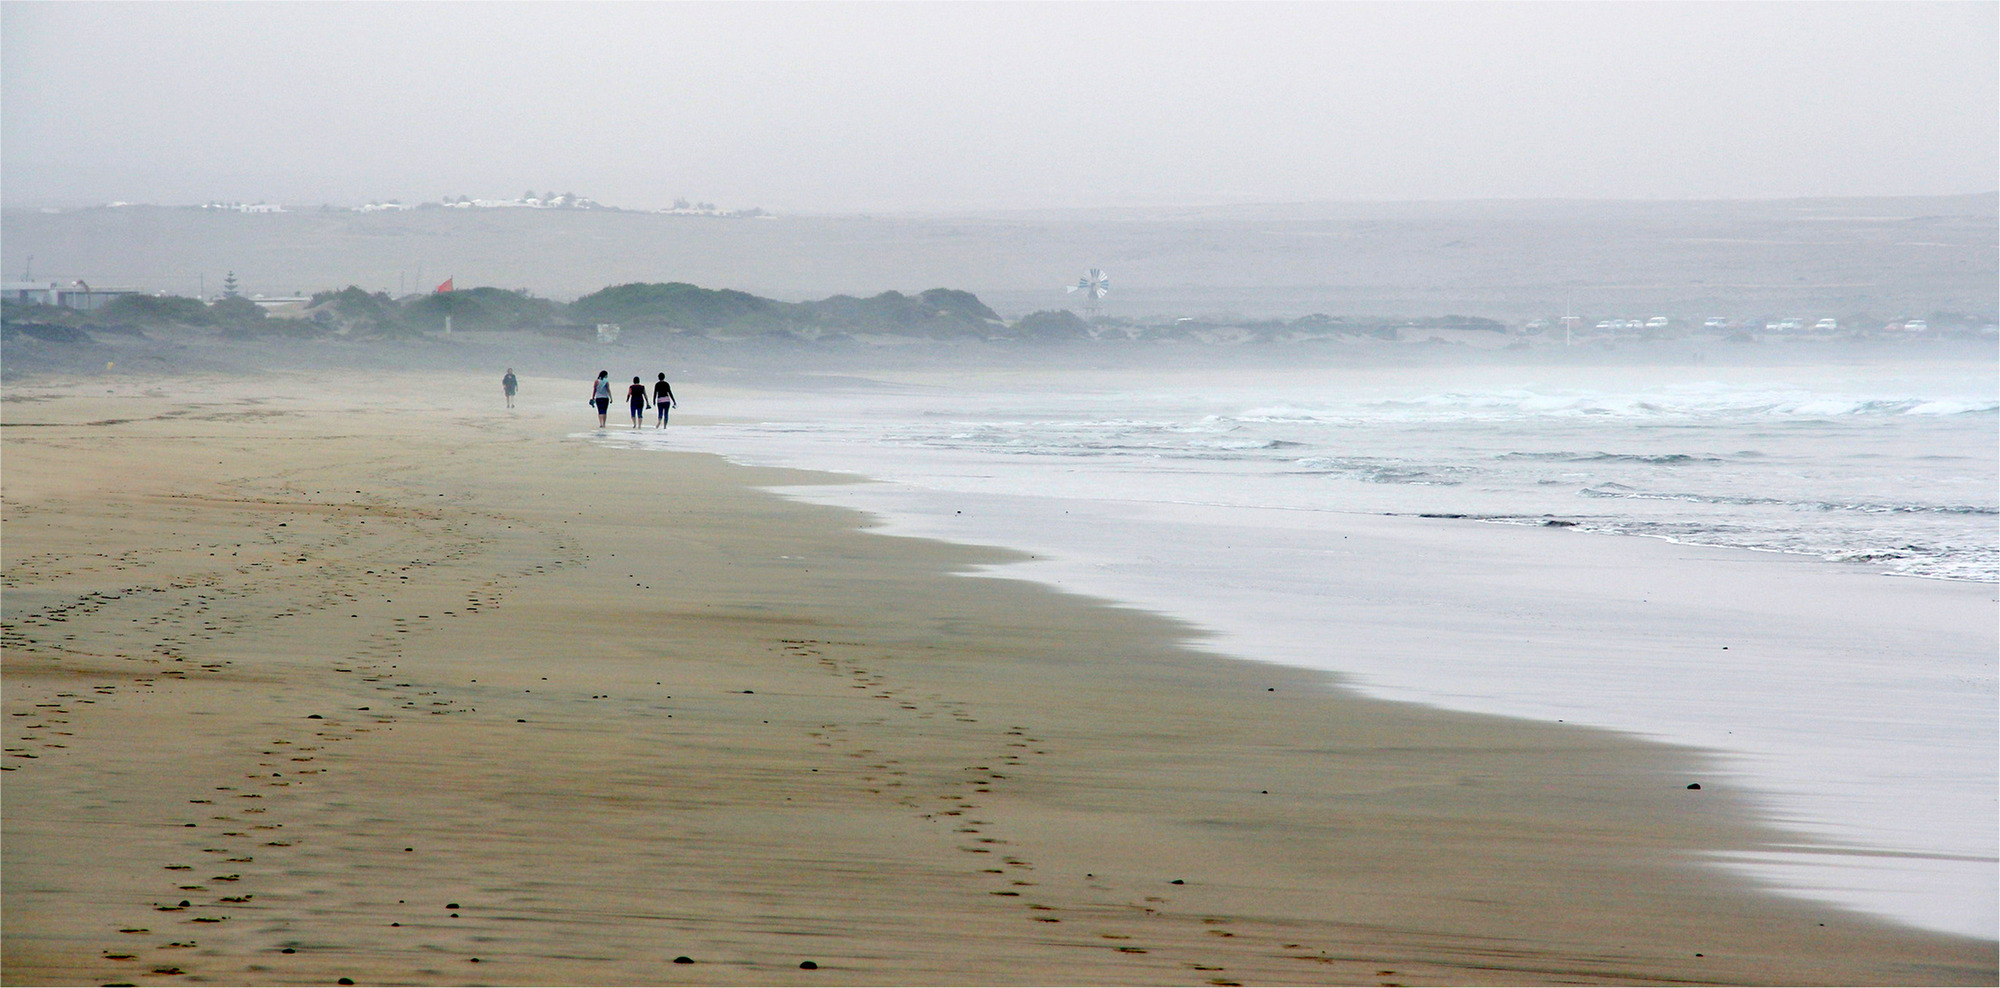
[[3, 370, 1994, 987]]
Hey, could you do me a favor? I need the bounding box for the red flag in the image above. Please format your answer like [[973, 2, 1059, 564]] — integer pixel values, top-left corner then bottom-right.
[[434, 277, 454, 294]]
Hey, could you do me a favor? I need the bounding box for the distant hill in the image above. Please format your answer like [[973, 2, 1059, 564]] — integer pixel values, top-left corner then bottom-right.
[[3, 280, 1018, 343], [571, 283, 1004, 339], [5, 194, 1993, 322]]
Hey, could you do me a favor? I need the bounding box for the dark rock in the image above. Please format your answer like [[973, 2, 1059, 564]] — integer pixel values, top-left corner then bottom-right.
[[307, 714, 323, 719], [339, 979, 354, 985], [1170, 879, 1184, 885], [673, 956, 694, 964], [799, 961, 818, 970], [1687, 783, 1702, 790], [281, 948, 295, 954], [446, 902, 458, 909]]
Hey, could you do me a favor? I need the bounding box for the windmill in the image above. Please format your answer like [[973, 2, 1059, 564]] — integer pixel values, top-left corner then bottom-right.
[[1066, 268, 1110, 320]]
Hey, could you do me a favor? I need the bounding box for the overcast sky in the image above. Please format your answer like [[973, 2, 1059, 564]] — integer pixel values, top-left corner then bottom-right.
[[4, 2, 1995, 212]]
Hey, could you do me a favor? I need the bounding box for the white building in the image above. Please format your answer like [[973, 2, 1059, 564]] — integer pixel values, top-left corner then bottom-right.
[[2, 281, 142, 310]]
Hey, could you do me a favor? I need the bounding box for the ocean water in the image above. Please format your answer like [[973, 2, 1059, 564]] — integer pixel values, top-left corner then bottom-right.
[[589, 357, 1998, 939]]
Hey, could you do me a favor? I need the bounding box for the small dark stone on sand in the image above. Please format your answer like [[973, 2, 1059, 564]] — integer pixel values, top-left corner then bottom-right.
[[1170, 879, 1184, 885], [1687, 783, 1702, 790], [469, 958, 480, 963], [799, 961, 818, 970], [673, 955, 694, 964], [307, 714, 322, 719], [1266, 687, 1275, 691], [446, 902, 459, 909], [179, 900, 190, 907], [338, 979, 354, 985], [281, 948, 295, 954]]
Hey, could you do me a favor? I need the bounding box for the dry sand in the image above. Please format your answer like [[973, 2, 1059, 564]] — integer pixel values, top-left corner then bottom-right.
[[3, 371, 1994, 986]]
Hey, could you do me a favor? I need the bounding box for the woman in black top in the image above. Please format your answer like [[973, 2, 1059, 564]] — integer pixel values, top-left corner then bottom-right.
[[653, 373, 677, 427], [625, 376, 648, 428]]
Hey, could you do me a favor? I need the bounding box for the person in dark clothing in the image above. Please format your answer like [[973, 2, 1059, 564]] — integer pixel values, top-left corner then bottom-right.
[[653, 373, 677, 427], [502, 369, 518, 408], [626, 376, 648, 428]]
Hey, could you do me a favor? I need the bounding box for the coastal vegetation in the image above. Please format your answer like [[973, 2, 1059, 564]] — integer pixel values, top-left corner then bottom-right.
[[6, 279, 1991, 353]]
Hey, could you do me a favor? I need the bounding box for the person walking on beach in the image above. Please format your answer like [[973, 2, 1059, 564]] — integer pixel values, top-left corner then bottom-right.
[[502, 368, 518, 408], [626, 376, 649, 428], [653, 373, 677, 427], [589, 370, 612, 427]]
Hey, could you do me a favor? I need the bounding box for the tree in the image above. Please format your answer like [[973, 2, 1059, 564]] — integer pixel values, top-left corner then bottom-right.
[[209, 295, 266, 327]]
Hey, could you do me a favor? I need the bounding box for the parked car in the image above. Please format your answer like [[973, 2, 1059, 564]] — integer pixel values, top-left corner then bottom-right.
[[1645, 316, 1670, 329], [1814, 318, 1838, 331], [1905, 319, 1928, 332], [1778, 318, 1803, 331], [1703, 317, 1728, 330]]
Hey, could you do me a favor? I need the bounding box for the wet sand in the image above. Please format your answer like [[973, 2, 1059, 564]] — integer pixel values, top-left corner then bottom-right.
[[3, 371, 1994, 986]]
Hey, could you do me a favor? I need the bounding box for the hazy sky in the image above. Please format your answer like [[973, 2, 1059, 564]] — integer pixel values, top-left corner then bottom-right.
[[4, 2, 1995, 212]]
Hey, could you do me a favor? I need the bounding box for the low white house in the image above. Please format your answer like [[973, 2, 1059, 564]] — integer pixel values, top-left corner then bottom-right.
[[3, 281, 142, 310]]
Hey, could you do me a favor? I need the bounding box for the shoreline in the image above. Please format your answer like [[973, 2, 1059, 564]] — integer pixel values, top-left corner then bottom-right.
[[638, 466, 2000, 940], [4, 370, 1995, 985], [633, 369, 1999, 940]]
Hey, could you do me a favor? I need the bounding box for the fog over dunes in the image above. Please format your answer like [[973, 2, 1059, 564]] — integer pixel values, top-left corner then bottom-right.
[[5, 193, 1994, 322]]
